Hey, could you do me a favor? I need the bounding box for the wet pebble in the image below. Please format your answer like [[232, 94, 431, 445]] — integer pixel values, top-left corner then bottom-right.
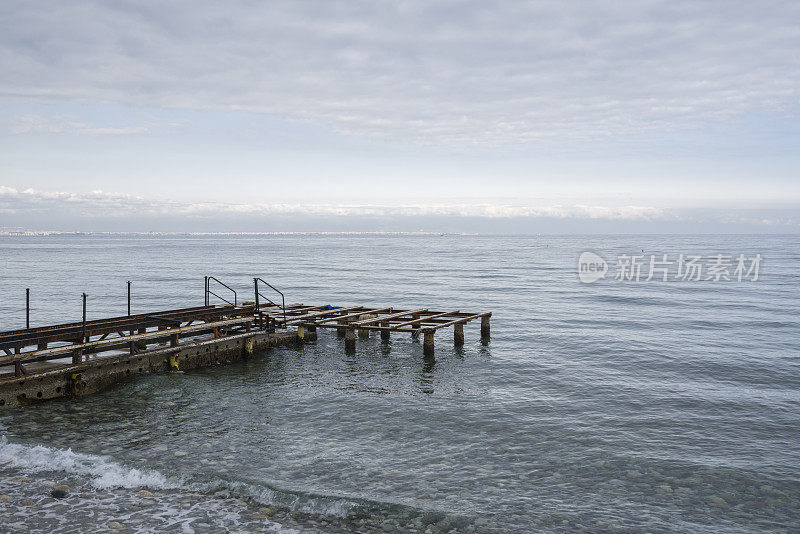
[[708, 496, 729, 508]]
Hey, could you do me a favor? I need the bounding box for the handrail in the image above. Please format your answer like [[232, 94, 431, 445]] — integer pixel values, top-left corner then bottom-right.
[[205, 276, 237, 307], [254, 277, 286, 327]]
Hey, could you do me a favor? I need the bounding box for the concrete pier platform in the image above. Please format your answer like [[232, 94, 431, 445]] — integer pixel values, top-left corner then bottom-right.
[[0, 329, 298, 409]]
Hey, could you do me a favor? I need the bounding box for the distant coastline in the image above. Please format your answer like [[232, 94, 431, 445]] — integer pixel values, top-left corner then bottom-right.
[[0, 228, 472, 237]]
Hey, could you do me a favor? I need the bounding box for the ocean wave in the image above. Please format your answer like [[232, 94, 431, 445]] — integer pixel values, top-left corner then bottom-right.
[[0, 435, 175, 490], [0, 435, 389, 520]]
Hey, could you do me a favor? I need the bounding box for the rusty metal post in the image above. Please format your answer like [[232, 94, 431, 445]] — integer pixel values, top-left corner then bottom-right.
[[127, 281, 135, 353], [82, 293, 87, 342], [74, 293, 87, 364], [253, 278, 260, 328], [25, 288, 30, 329]]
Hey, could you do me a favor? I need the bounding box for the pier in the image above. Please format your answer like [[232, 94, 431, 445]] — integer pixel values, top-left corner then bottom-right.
[[0, 277, 490, 409]]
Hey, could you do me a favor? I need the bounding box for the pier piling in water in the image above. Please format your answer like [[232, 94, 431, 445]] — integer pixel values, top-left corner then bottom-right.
[[381, 321, 391, 341], [423, 330, 435, 356], [454, 323, 465, 345], [345, 327, 356, 352], [0, 276, 491, 408]]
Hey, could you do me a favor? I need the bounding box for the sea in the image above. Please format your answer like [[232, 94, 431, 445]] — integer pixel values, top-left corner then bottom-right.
[[0, 234, 798, 533]]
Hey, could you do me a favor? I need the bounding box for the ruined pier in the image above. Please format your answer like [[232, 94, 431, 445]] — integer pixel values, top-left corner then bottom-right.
[[0, 277, 490, 409]]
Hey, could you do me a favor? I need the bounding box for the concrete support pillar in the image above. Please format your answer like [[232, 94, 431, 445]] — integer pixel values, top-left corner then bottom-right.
[[358, 327, 370, 339], [137, 327, 147, 350], [337, 319, 347, 337], [481, 316, 490, 338], [423, 330, 435, 356], [380, 321, 390, 341], [345, 327, 356, 353], [454, 323, 464, 345], [305, 324, 317, 341], [170, 333, 179, 347]]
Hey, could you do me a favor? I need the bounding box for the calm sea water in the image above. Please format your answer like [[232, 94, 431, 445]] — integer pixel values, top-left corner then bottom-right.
[[0, 234, 798, 533]]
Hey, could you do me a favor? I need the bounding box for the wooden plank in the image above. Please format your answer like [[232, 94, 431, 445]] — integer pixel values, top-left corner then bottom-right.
[[0, 317, 253, 364], [0, 305, 214, 339], [393, 310, 459, 328], [283, 306, 362, 323], [311, 323, 418, 333], [422, 313, 488, 332], [273, 305, 322, 314], [352, 309, 427, 327], [0, 305, 253, 350], [313, 308, 391, 324]]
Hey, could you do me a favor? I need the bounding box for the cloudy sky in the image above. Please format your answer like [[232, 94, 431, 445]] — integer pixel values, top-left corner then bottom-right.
[[1, 0, 799, 232]]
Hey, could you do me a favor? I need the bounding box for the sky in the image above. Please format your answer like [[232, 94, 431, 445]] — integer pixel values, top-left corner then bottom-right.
[[1, 0, 799, 233]]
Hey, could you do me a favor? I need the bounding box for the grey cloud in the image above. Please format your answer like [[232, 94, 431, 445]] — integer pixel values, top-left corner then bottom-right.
[[3, 114, 152, 135], [1, 1, 799, 144]]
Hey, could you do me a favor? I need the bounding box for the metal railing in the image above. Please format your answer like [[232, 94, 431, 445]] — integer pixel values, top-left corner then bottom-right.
[[254, 277, 286, 327], [205, 276, 237, 306]]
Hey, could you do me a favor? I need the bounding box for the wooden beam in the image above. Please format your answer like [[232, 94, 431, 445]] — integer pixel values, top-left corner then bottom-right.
[[0, 317, 253, 364], [351, 309, 427, 327], [393, 310, 459, 328], [314, 308, 391, 324], [284, 306, 361, 323], [422, 313, 488, 332]]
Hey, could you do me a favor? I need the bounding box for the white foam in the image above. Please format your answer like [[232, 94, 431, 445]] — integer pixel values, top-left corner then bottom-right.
[[0, 435, 176, 490]]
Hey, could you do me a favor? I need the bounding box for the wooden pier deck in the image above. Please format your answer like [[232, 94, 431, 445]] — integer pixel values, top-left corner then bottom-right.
[[0, 278, 491, 408], [283, 305, 491, 355]]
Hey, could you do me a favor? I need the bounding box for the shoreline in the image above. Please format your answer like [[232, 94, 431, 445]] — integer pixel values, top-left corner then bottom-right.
[[0, 436, 490, 534]]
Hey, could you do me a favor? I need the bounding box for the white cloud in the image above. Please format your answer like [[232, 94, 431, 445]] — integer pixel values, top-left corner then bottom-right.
[[1, 186, 797, 228], [1, 1, 798, 144]]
